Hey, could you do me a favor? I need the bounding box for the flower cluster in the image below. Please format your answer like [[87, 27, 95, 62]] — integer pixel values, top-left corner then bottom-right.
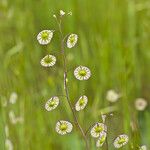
[[36, 9, 148, 149], [37, 10, 92, 138]]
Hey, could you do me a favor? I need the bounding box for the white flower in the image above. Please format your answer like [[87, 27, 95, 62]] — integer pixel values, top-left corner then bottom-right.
[[60, 10, 65, 16], [75, 95, 88, 111], [9, 111, 17, 124], [37, 30, 53, 45], [106, 90, 120, 102], [113, 134, 129, 148], [45, 96, 59, 111], [55, 120, 73, 135], [135, 98, 147, 111], [5, 125, 9, 138], [9, 111, 23, 124], [9, 92, 18, 104], [74, 66, 91, 80], [53, 14, 56, 18], [40, 55, 56, 67], [96, 131, 107, 147], [67, 34, 78, 48], [5, 139, 13, 150], [90, 123, 107, 138], [139, 145, 147, 150]]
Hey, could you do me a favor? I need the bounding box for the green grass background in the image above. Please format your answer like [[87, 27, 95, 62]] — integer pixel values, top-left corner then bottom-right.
[[0, 0, 150, 149]]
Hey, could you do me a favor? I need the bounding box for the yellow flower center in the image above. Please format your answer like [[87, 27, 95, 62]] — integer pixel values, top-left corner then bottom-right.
[[117, 138, 126, 144], [79, 70, 87, 76], [99, 135, 106, 144], [44, 56, 52, 64], [49, 101, 55, 107], [70, 36, 75, 43], [79, 98, 85, 106], [41, 32, 49, 40], [60, 124, 67, 131], [95, 126, 103, 133]]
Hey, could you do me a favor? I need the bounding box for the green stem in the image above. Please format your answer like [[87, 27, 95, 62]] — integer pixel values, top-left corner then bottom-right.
[[57, 17, 89, 150]]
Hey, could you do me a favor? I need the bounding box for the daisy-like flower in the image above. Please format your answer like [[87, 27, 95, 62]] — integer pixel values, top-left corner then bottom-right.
[[113, 134, 129, 148], [5, 139, 13, 150], [37, 30, 53, 45], [60, 10, 65, 16], [139, 145, 147, 150], [90, 123, 107, 138], [106, 89, 120, 102], [67, 34, 78, 48], [9, 92, 18, 104], [96, 131, 107, 147], [9, 111, 17, 124], [5, 125, 9, 138], [74, 66, 91, 80], [40, 55, 56, 67], [135, 98, 147, 111], [55, 120, 73, 135], [75, 95, 88, 111], [45, 96, 59, 111]]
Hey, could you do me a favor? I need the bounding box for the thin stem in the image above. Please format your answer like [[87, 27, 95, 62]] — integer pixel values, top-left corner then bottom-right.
[[57, 18, 89, 150]]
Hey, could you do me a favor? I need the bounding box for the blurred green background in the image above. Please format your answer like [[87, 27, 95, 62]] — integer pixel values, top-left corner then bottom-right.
[[0, 0, 150, 149]]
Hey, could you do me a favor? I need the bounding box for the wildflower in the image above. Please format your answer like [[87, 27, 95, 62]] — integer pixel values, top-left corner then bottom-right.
[[113, 134, 129, 148], [106, 89, 120, 102], [96, 131, 107, 147], [67, 34, 78, 48], [37, 30, 53, 45], [74, 66, 91, 80], [75, 95, 88, 111], [5, 139, 13, 150], [135, 98, 147, 111], [60, 10, 65, 16], [53, 14, 56, 18], [5, 125, 9, 138], [40, 55, 56, 67], [90, 123, 107, 138], [55, 120, 73, 135], [139, 145, 147, 150], [45, 96, 59, 111], [9, 92, 18, 104], [9, 111, 17, 124]]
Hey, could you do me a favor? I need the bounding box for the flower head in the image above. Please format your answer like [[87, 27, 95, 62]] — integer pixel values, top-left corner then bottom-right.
[[106, 89, 120, 102], [5, 139, 13, 150], [75, 95, 88, 111], [9, 92, 18, 104], [74, 66, 91, 80], [90, 123, 107, 138], [55, 120, 73, 135], [67, 34, 78, 48], [135, 98, 147, 111], [40, 55, 56, 67], [60, 10, 65, 16], [113, 134, 129, 148], [96, 131, 107, 147], [37, 30, 53, 45], [45, 96, 59, 111], [139, 145, 147, 150]]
